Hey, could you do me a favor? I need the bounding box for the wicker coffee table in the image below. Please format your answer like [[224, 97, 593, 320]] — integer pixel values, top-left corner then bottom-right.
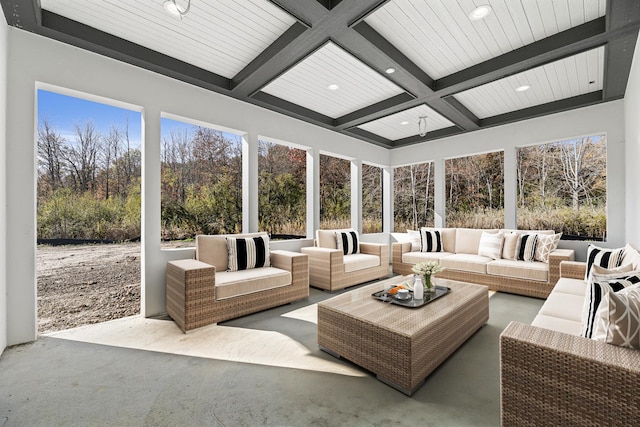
[[317, 276, 489, 395]]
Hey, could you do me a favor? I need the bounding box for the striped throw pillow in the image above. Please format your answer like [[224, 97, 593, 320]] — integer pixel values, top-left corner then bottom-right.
[[585, 245, 625, 281], [420, 228, 442, 253], [226, 235, 270, 272], [583, 273, 640, 339], [516, 234, 538, 262], [335, 230, 359, 255], [477, 231, 504, 260]]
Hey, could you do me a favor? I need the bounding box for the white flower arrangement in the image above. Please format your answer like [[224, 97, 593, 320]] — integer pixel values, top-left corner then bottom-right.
[[411, 261, 445, 276]]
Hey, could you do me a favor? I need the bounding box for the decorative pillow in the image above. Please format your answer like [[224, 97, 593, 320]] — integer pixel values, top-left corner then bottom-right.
[[226, 235, 270, 272], [406, 229, 421, 252], [335, 230, 359, 255], [589, 264, 635, 285], [477, 231, 504, 260], [534, 233, 562, 263], [515, 234, 538, 262], [584, 244, 625, 281], [420, 228, 442, 253], [582, 273, 640, 338], [622, 243, 640, 270], [502, 233, 519, 260], [592, 283, 640, 349]]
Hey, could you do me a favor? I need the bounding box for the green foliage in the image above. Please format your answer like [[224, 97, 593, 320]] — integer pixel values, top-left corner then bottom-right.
[[38, 186, 141, 240]]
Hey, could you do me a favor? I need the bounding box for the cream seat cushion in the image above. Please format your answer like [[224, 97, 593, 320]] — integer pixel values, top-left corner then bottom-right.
[[531, 314, 582, 335], [486, 259, 548, 282], [440, 254, 492, 274], [402, 251, 454, 264], [215, 268, 291, 300], [343, 253, 380, 273]]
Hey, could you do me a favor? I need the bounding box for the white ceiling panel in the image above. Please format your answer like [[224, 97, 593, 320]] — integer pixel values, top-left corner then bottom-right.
[[358, 104, 454, 141], [365, 0, 606, 79], [40, 0, 296, 78], [261, 42, 405, 119], [453, 47, 604, 119]]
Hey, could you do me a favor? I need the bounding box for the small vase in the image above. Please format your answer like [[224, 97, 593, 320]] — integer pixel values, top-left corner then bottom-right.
[[423, 274, 434, 293], [413, 275, 424, 300]]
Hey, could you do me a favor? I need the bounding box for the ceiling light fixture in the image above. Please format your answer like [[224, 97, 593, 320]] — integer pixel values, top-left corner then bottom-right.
[[400, 121, 409, 125], [385, 67, 396, 74], [516, 85, 530, 92], [163, 0, 191, 18], [469, 5, 492, 21], [418, 116, 428, 137], [328, 84, 340, 91]]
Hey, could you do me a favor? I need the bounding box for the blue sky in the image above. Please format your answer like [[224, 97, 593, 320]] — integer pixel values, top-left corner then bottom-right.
[[38, 90, 143, 148], [38, 90, 238, 147]]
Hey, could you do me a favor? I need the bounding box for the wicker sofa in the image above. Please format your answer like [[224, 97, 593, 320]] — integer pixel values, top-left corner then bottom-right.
[[301, 229, 389, 291], [166, 232, 309, 332], [392, 228, 574, 298], [500, 260, 640, 426]]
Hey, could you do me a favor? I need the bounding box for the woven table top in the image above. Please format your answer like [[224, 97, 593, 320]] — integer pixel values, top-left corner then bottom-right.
[[318, 276, 488, 337]]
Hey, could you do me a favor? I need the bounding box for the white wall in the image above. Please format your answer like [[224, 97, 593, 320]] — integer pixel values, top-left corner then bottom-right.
[[391, 100, 627, 261], [4, 28, 390, 346], [625, 34, 640, 247], [0, 7, 8, 354]]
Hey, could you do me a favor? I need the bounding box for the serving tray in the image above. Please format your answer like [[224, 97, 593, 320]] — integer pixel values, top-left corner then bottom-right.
[[371, 285, 451, 308]]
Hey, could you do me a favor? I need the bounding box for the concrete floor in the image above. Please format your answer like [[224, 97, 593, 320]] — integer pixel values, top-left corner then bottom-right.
[[0, 287, 543, 427]]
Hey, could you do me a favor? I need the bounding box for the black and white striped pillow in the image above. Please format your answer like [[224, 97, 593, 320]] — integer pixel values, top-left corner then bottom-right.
[[335, 230, 359, 255], [226, 235, 270, 272], [585, 245, 625, 281], [583, 273, 640, 338], [420, 228, 442, 253], [516, 234, 538, 262]]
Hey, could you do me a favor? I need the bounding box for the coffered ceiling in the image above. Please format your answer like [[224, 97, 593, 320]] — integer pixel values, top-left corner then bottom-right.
[[2, 0, 639, 149]]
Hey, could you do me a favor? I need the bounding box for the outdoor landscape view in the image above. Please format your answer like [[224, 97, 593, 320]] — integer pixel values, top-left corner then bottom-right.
[[36, 89, 608, 333]]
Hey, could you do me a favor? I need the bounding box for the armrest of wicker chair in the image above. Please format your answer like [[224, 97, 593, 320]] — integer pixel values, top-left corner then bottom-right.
[[270, 250, 309, 294], [359, 242, 388, 262], [166, 259, 216, 333], [500, 321, 640, 426], [547, 248, 575, 285], [560, 260, 587, 279]]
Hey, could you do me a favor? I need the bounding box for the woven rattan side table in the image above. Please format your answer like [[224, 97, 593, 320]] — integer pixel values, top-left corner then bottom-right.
[[166, 259, 216, 333], [317, 276, 489, 395]]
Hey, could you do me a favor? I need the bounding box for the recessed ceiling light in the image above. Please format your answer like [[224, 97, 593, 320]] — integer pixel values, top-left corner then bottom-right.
[[400, 121, 409, 125], [516, 85, 531, 92], [385, 67, 396, 74], [328, 84, 340, 91], [469, 5, 492, 20]]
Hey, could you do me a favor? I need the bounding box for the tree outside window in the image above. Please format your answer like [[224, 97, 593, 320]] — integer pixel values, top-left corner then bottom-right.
[[362, 163, 383, 233], [320, 154, 351, 229], [446, 151, 504, 228], [517, 135, 606, 240], [393, 162, 434, 231], [160, 119, 242, 244], [258, 140, 306, 239]]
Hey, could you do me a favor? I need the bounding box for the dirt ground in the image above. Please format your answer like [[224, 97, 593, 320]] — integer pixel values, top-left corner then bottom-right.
[[37, 242, 142, 334]]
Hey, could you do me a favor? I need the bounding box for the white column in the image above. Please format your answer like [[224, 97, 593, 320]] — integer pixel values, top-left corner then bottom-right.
[[306, 148, 319, 238], [351, 159, 362, 231], [383, 166, 393, 232], [503, 147, 517, 229], [243, 133, 259, 233], [434, 158, 446, 227], [141, 107, 163, 317]]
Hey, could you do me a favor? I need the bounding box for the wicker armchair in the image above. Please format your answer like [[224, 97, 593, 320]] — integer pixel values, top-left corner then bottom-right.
[[301, 229, 389, 291], [166, 232, 308, 332], [500, 261, 640, 426]]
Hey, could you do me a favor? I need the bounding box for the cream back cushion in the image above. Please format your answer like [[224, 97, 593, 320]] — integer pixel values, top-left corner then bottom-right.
[[196, 232, 269, 271], [455, 228, 498, 254]]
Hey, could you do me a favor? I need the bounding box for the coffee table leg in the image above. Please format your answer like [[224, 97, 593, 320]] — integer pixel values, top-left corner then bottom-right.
[[377, 375, 421, 396], [319, 345, 341, 359]]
